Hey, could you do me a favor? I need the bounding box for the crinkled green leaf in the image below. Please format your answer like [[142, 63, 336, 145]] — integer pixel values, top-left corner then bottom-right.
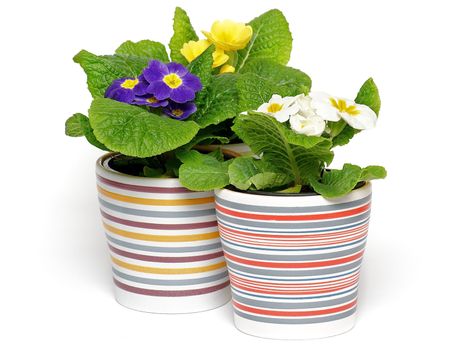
[[193, 74, 239, 127], [360, 165, 387, 181], [65, 113, 91, 137], [237, 73, 274, 111], [169, 7, 198, 65], [187, 44, 214, 88], [228, 157, 291, 190], [307, 164, 363, 198], [236, 9, 292, 72], [177, 150, 231, 191], [115, 40, 169, 62], [74, 50, 148, 97], [355, 78, 381, 116], [88, 97, 199, 157], [240, 58, 311, 96]]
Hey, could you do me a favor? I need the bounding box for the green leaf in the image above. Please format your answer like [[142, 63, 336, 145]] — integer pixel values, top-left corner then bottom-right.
[[228, 157, 291, 191], [307, 164, 363, 198], [193, 74, 239, 128], [355, 78, 381, 116], [187, 45, 214, 87], [178, 150, 231, 191], [236, 9, 292, 72], [237, 73, 274, 111], [65, 113, 91, 136], [74, 50, 148, 97], [360, 165, 387, 181], [143, 166, 165, 178], [232, 113, 330, 186], [115, 40, 169, 62], [331, 125, 356, 147], [88, 97, 199, 157], [84, 130, 110, 151], [240, 58, 311, 96], [169, 7, 198, 65]]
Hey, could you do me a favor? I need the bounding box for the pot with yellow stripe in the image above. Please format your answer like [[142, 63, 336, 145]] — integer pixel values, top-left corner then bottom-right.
[[96, 153, 231, 313]]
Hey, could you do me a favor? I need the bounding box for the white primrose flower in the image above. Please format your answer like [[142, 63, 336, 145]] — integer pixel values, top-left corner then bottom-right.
[[257, 94, 300, 122], [309, 92, 377, 130], [292, 94, 317, 117], [289, 114, 326, 136]]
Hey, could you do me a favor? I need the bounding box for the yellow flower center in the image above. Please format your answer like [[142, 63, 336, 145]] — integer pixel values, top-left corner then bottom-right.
[[267, 103, 283, 113], [146, 97, 159, 103], [330, 98, 360, 116], [163, 73, 182, 89], [172, 109, 184, 117], [120, 78, 139, 89]]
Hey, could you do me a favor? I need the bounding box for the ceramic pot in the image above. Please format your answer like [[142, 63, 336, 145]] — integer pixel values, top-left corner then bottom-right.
[[96, 153, 230, 313], [215, 183, 372, 339]]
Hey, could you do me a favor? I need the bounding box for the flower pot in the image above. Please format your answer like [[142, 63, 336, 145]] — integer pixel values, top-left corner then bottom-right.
[[96, 153, 231, 313], [215, 183, 372, 339]]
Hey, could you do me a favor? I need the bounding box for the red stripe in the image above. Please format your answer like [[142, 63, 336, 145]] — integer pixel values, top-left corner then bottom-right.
[[233, 299, 357, 317], [101, 210, 217, 230], [223, 250, 364, 269], [97, 175, 192, 193], [216, 203, 370, 221], [114, 279, 230, 296], [109, 244, 224, 262]]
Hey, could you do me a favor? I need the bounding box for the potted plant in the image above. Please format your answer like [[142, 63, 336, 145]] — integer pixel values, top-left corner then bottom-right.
[[65, 7, 310, 313], [177, 78, 386, 336]]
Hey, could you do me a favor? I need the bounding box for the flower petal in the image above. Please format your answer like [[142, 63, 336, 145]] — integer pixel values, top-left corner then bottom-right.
[[290, 114, 326, 136], [311, 99, 341, 121], [167, 62, 189, 77], [182, 73, 202, 92], [170, 85, 195, 103], [143, 60, 169, 82], [341, 104, 377, 130], [147, 81, 171, 100]]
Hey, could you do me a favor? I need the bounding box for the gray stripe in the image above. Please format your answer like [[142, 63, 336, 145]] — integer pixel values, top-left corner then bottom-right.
[[234, 307, 356, 324], [222, 242, 365, 262], [232, 290, 357, 310], [99, 198, 215, 218], [106, 234, 222, 253], [216, 210, 370, 230], [216, 194, 371, 214], [226, 260, 362, 277], [112, 268, 229, 286]]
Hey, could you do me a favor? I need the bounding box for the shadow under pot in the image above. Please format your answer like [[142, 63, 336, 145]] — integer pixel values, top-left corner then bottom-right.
[[95, 153, 231, 313], [215, 183, 373, 339]]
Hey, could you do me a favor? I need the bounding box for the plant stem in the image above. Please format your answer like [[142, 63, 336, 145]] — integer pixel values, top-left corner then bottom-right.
[[193, 145, 242, 159]]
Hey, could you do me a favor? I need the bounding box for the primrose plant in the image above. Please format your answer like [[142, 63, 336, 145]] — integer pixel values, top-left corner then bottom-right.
[[177, 78, 387, 198], [65, 7, 312, 178]]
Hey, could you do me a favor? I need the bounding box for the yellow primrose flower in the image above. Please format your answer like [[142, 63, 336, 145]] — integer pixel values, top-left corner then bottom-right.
[[220, 64, 235, 74], [202, 20, 253, 51], [180, 39, 229, 68]]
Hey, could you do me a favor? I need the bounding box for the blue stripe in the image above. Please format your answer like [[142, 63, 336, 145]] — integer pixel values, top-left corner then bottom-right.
[[230, 285, 359, 300]]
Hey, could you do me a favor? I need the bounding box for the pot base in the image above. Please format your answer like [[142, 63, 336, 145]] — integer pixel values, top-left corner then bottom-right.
[[233, 313, 356, 340], [114, 286, 231, 314]]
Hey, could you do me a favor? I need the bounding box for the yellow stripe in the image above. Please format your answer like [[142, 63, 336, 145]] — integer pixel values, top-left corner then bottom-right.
[[97, 186, 214, 206], [111, 256, 226, 274], [104, 222, 219, 242]]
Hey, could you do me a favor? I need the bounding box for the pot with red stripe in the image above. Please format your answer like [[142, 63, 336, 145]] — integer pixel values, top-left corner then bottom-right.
[[96, 153, 231, 313], [215, 183, 372, 339]]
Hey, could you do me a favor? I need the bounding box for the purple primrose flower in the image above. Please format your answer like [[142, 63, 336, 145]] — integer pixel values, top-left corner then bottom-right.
[[143, 60, 202, 103], [163, 101, 197, 120], [132, 95, 169, 108], [104, 76, 147, 103]]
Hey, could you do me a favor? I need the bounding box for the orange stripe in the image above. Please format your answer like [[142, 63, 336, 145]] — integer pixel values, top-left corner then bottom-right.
[[103, 222, 219, 242], [97, 186, 214, 206]]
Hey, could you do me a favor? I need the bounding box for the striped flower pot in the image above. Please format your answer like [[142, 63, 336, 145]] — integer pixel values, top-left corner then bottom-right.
[[215, 183, 372, 339], [96, 153, 231, 313]]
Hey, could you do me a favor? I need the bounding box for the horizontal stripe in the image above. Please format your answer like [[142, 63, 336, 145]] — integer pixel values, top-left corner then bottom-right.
[[106, 234, 222, 253], [222, 242, 365, 262], [99, 198, 215, 218], [224, 250, 364, 269], [216, 203, 370, 222], [111, 256, 226, 274], [109, 244, 224, 263], [215, 194, 371, 214], [232, 290, 357, 309], [102, 210, 217, 230], [98, 186, 214, 206], [104, 222, 220, 242], [216, 211, 370, 231], [114, 278, 230, 296], [233, 299, 357, 317], [234, 307, 356, 324], [226, 260, 362, 277], [97, 175, 192, 193], [113, 268, 229, 286], [231, 267, 360, 282], [231, 285, 359, 300]]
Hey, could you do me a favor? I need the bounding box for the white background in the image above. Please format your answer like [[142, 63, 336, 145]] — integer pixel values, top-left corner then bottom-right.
[[1, 0, 464, 348]]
